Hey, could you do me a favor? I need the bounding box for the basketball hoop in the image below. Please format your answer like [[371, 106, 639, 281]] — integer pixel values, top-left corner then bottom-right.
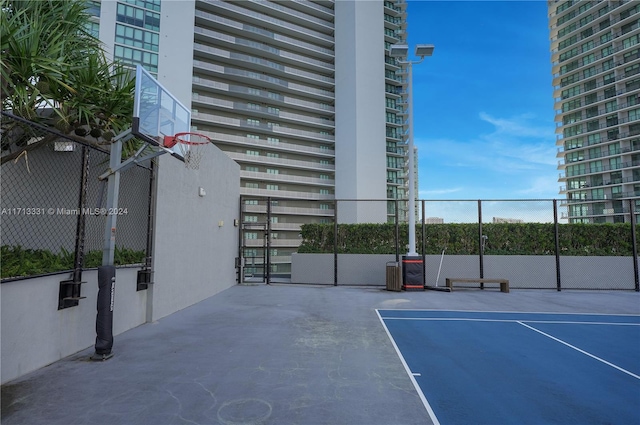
[[163, 132, 211, 169]]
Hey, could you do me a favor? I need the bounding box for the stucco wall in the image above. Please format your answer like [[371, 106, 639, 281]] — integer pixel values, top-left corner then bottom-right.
[[291, 254, 637, 290]]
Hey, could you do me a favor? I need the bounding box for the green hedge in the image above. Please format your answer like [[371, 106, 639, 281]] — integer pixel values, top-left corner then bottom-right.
[[298, 223, 637, 256], [1, 245, 146, 279]]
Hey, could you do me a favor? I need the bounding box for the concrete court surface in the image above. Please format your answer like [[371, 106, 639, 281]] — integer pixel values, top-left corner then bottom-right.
[[2, 284, 639, 425]]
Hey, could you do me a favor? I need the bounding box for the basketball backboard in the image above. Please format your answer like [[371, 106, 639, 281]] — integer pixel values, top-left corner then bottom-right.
[[132, 65, 191, 148]]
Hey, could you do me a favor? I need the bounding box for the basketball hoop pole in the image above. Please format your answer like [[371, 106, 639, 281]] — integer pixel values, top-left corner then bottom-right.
[[92, 129, 171, 361]]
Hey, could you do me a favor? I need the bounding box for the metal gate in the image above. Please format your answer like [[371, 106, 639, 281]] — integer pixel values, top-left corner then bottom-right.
[[239, 222, 268, 284]]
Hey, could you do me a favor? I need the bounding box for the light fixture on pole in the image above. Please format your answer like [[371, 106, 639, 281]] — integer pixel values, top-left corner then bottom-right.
[[389, 43, 434, 257]]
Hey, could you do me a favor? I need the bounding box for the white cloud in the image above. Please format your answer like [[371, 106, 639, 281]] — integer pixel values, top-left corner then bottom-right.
[[415, 112, 559, 200]]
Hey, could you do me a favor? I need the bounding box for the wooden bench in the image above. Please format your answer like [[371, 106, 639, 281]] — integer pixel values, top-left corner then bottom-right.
[[445, 278, 509, 293]]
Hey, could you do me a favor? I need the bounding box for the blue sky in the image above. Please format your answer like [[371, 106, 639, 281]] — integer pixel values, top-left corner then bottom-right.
[[406, 1, 558, 201]]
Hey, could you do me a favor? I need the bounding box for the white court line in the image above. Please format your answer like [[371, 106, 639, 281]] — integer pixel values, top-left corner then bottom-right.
[[382, 317, 640, 326], [517, 321, 640, 380], [375, 310, 440, 425], [378, 309, 640, 317]]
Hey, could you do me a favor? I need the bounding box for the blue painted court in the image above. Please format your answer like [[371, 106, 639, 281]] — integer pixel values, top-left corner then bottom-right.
[[377, 310, 640, 425]]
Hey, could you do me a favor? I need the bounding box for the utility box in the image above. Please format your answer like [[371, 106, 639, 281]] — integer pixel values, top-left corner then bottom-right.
[[385, 261, 402, 291]]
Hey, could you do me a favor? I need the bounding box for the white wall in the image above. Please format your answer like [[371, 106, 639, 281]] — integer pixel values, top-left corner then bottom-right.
[[149, 142, 240, 321], [335, 0, 387, 223], [1, 268, 145, 384]]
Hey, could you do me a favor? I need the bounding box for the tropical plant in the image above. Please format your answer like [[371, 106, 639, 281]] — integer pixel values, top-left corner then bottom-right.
[[0, 0, 138, 163]]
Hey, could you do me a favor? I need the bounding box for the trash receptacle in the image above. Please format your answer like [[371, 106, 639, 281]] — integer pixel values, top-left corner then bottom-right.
[[386, 261, 401, 291]]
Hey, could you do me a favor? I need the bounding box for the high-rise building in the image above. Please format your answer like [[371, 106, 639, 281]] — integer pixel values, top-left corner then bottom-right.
[[549, 0, 640, 223], [93, 0, 409, 276]]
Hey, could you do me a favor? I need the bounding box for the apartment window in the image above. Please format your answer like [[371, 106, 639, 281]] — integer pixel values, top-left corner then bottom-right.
[[561, 86, 581, 99], [319, 189, 330, 195], [266, 169, 279, 174], [266, 184, 278, 190], [604, 87, 616, 99], [267, 122, 279, 128], [560, 47, 579, 62], [579, 26, 593, 39], [585, 106, 598, 118], [245, 182, 259, 189], [563, 99, 582, 112], [582, 54, 595, 66], [587, 133, 600, 145], [559, 23, 577, 38], [601, 45, 613, 57], [266, 153, 279, 158], [583, 66, 596, 79], [246, 150, 259, 156], [247, 134, 260, 139], [581, 41, 594, 53], [561, 73, 578, 87], [599, 18, 610, 31], [584, 93, 597, 105], [568, 178, 587, 189], [564, 124, 582, 138], [115, 23, 159, 52], [599, 61, 613, 75], [603, 72, 615, 85], [560, 60, 579, 75], [247, 118, 260, 126], [268, 91, 281, 100], [116, 3, 160, 31], [267, 107, 280, 115], [267, 137, 280, 144], [625, 63, 640, 78], [245, 166, 259, 172], [579, 14, 593, 28], [248, 88, 261, 95], [319, 174, 329, 180], [566, 151, 584, 163], [629, 108, 640, 121], [623, 34, 640, 49], [605, 100, 617, 113], [247, 103, 260, 110], [624, 49, 640, 64], [245, 199, 259, 205], [114, 45, 158, 72], [320, 159, 330, 165], [591, 188, 604, 200], [270, 217, 278, 224], [627, 78, 640, 91], [566, 137, 584, 150], [244, 215, 258, 222], [586, 120, 599, 132], [608, 143, 620, 156], [559, 35, 578, 51], [600, 33, 612, 44], [245, 233, 258, 240], [320, 204, 331, 210], [628, 94, 640, 107], [583, 79, 596, 91], [606, 115, 618, 127], [563, 111, 582, 125]]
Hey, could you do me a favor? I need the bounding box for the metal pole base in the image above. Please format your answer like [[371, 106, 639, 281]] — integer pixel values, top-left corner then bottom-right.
[[425, 286, 452, 292]]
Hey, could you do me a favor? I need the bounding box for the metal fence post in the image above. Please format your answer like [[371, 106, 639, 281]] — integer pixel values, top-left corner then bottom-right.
[[478, 200, 484, 285], [395, 199, 399, 263], [266, 197, 271, 285], [554, 199, 562, 291], [73, 146, 90, 283], [421, 199, 426, 287], [629, 199, 639, 292], [334, 200, 338, 286]]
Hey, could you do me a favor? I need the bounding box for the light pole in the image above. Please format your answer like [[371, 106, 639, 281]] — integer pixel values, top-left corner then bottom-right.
[[389, 43, 434, 256]]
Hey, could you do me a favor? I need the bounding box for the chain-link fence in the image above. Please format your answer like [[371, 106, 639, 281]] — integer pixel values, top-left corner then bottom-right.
[[1, 113, 153, 281], [245, 197, 639, 290]]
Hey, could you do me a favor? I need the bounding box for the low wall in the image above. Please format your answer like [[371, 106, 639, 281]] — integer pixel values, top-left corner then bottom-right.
[[1, 268, 145, 384], [1, 142, 240, 385], [291, 254, 637, 290]]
